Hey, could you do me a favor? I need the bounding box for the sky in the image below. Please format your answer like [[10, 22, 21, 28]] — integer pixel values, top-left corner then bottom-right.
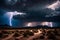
[[0, 0, 60, 27]]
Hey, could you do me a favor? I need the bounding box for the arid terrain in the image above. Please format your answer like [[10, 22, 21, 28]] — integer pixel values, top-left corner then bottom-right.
[[0, 28, 60, 40]]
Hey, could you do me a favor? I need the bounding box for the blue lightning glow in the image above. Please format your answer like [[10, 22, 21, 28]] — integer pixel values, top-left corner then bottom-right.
[[6, 11, 26, 26]]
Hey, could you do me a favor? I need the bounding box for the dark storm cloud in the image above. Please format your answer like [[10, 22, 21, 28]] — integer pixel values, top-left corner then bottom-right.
[[0, 8, 6, 15], [0, 0, 60, 27], [0, 0, 57, 12], [0, 0, 59, 23], [12, 8, 51, 21], [13, 7, 60, 22]]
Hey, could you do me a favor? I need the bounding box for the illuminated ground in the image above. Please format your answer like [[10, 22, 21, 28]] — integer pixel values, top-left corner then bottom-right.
[[0, 28, 60, 40]]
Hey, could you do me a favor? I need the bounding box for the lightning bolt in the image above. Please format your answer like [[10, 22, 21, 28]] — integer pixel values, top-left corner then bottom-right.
[[6, 11, 26, 26], [9, 12, 13, 26]]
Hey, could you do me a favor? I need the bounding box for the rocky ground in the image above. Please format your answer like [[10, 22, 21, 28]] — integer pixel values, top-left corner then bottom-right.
[[0, 28, 60, 40]]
